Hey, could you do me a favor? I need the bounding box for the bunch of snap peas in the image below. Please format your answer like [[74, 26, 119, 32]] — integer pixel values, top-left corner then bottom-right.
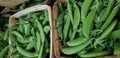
[[10, 11, 50, 58], [56, 0, 120, 57]]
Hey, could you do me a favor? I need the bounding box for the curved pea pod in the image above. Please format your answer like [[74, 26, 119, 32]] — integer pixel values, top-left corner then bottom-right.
[[94, 20, 117, 47], [73, 3, 81, 30], [11, 31, 23, 39], [62, 38, 91, 55], [44, 26, 50, 35], [17, 45, 37, 57], [36, 31, 41, 53], [81, 0, 93, 20], [16, 37, 31, 44], [66, 0, 73, 25], [36, 19, 45, 43], [0, 46, 8, 58], [24, 23, 30, 36], [100, 0, 115, 22], [114, 42, 120, 56], [83, 10, 96, 38], [63, 15, 70, 43], [109, 30, 120, 39], [67, 36, 88, 46], [78, 50, 111, 58], [11, 31, 30, 44], [101, 4, 120, 31]]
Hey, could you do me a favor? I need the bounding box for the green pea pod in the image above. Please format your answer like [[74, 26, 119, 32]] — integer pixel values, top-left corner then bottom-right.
[[73, 2, 81, 30], [114, 42, 120, 55], [16, 37, 31, 44], [67, 36, 88, 46], [3, 30, 9, 41], [24, 23, 30, 36], [38, 43, 44, 58], [36, 31, 41, 53], [56, 11, 66, 40], [81, 0, 93, 20], [101, 4, 120, 31], [109, 30, 120, 39], [63, 15, 70, 43], [17, 45, 37, 57], [94, 19, 117, 46], [44, 26, 50, 35], [36, 19, 45, 43], [83, 10, 96, 38], [62, 38, 91, 55], [56, 11, 66, 27], [78, 50, 111, 58], [66, 0, 73, 26], [11, 31, 23, 39], [12, 31, 30, 44], [0, 46, 8, 58], [100, 0, 115, 22]]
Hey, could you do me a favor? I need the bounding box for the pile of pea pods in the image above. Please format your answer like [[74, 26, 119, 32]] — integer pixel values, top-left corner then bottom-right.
[[9, 11, 50, 58], [56, 0, 120, 57], [0, 0, 49, 57]]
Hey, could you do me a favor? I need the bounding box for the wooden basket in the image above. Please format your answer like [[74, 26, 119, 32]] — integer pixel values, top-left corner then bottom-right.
[[52, 0, 120, 58], [9, 4, 53, 58]]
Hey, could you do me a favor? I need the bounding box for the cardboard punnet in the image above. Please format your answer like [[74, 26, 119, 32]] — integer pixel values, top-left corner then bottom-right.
[[9, 4, 53, 58]]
